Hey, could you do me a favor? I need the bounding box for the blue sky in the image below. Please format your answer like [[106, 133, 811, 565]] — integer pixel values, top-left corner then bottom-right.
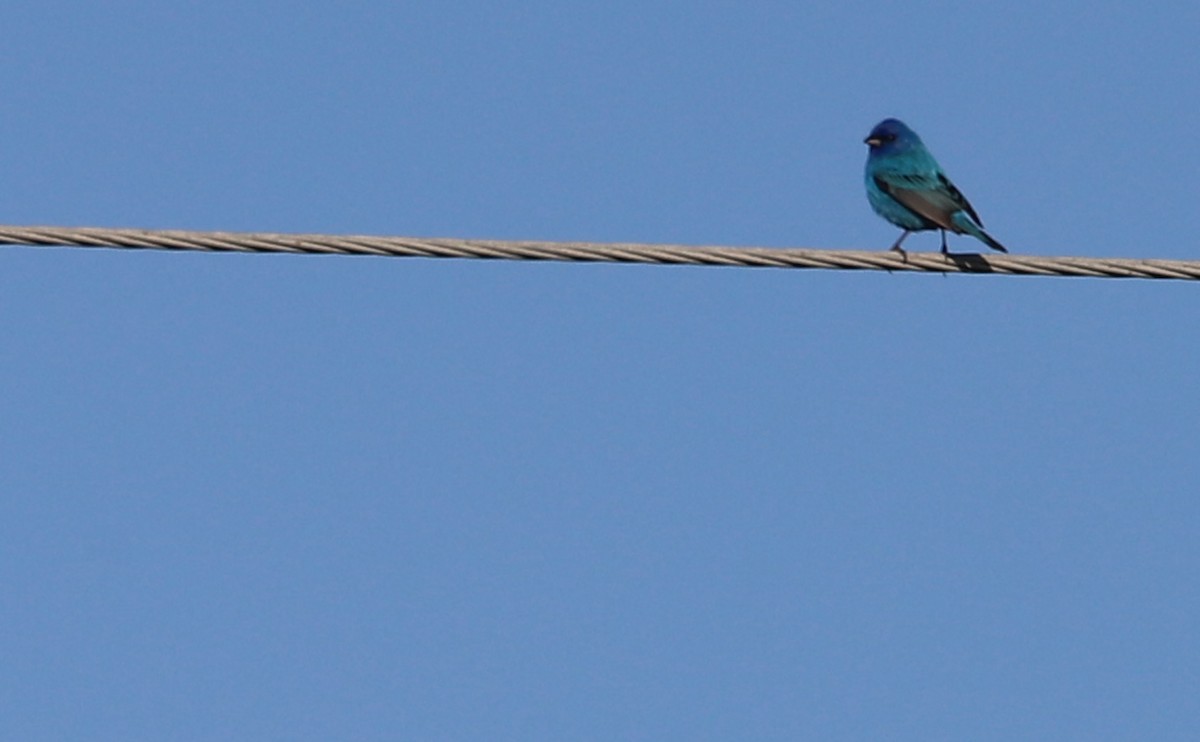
[[1, 2, 1198, 739]]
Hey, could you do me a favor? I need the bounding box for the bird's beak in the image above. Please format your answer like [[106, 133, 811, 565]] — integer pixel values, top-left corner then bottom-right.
[[864, 137, 881, 147]]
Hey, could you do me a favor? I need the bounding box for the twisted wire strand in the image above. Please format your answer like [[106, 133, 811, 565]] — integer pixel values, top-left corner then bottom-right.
[[0, 224, 1196, 280]]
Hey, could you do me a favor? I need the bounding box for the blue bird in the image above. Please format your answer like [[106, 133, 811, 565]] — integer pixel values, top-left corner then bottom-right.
[[864, 118, 1007, 255]]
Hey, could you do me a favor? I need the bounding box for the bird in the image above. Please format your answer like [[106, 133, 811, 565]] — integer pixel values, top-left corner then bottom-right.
[[863, 118, 1007, 256]]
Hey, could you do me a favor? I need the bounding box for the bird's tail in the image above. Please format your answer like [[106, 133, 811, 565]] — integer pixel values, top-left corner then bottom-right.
[[952, 212, 1008, 253]]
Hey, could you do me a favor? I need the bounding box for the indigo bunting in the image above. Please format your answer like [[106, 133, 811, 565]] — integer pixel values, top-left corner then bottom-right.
[[864, 118, 1007, 255]]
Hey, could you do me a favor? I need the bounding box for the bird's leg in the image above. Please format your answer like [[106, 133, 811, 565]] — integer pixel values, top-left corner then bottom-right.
[[939, 230, 950, 254], [889, 231, 910, 260]]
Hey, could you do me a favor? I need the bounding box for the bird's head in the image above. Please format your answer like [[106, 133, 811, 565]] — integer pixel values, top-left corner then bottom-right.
[[864, 118, 922, 155]]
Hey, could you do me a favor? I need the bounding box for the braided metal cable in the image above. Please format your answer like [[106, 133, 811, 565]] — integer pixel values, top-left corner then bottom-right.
[[0, 224, 1196, 280]]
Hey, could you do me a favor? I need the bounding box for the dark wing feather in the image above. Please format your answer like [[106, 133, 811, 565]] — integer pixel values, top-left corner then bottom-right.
[[874, 173, 984, 232], [936, 173, 984, 227]]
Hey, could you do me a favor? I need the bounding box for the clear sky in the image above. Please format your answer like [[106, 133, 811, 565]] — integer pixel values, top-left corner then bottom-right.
[[2, 2, 1198, 739]]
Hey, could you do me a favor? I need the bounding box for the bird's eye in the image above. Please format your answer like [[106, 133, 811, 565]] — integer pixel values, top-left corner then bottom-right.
[[882, 134, 896, 142]]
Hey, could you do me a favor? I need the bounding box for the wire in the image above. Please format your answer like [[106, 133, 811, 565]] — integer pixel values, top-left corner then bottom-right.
[[0, 224, 1195, 280]]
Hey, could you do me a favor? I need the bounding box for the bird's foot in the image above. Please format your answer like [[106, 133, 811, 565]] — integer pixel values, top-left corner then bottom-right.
[[889, 244, 908, 262]]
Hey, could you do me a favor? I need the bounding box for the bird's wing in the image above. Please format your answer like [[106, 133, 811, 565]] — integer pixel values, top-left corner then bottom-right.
[[874, 172, 985, 231]]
